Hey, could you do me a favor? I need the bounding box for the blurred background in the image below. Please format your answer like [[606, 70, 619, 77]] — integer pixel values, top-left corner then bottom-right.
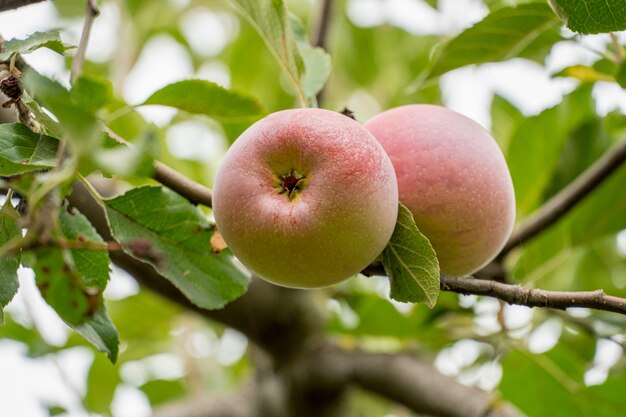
[[0, 0, 625, 416]]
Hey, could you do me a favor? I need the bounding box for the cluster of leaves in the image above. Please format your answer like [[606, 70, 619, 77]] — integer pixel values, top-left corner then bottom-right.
[[0, 0, 625, 416]]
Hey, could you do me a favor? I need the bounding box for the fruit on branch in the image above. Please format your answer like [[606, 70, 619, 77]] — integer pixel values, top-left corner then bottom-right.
[[213, 108, 399, 288], [365, 105, 515, 276]]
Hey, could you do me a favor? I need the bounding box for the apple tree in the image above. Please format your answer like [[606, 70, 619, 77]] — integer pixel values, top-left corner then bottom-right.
[[0, 0, 626, 416]]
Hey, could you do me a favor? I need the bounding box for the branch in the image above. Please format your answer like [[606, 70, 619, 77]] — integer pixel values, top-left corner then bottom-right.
[[70, 0, 100, 83], [316, 349, 523, 417], [313, 0, 334, 106], [500, 137, 626, 257], [0, 0, 46, 12], [152, 387, 255, 417], [441, 275, 626, 315]]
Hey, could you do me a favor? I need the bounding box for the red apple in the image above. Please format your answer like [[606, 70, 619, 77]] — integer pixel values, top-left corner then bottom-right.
[[213, 108, 399, 288], [365, 105, 515, 276]]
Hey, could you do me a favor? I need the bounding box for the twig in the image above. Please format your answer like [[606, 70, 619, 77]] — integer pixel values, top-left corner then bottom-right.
[[500, 137, 626, 257], [610, 33, 624, 62], [153, 162, 213, 207], [313, 0, 334, 106], [0, 0, 46, 12], [551, 310, 626, 353], [70, 0, 99, 83], [440, 275, 626, 315]]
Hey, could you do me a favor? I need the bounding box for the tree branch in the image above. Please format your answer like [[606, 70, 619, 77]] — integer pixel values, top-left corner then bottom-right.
[[342, 350, 524, 417], [440, 275, 626, 315], [500, 137, 626, 257], [0, 0, 46, 12], [70, 0, 99, 83]]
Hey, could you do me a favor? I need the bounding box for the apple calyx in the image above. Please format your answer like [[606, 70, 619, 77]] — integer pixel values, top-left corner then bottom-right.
[[277, 169, 307, 201]]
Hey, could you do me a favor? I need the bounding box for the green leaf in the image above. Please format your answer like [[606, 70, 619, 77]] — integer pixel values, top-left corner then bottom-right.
[[22, 70, 99, 150], [548, 0, 626, 34], [104, 186, 249, 309], [0, 123, 59, 176], [84, 353, 120, 414], [95, 128, 156, 178], [32, 246, 98, 326], [59, 206, 111, 290], [0, 200, 21, 324], [382, 203, 440, 307], [143, 79, 266, 122], [74, 305, 119, 363], [554, 65, 616, 83], [507, 85, 596, 215], [229, 0, 306, 104], [141, 379, 186, 406], [427, 3, 562, 79], [490, 95, 524, 154], [0, 30, 72, 61], [501, 344, 626, 417], [290, 14, 332, 100], [71, 75, 113, 114]]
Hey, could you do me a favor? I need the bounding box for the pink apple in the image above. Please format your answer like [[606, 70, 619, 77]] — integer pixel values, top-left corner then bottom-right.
[[212, 108, 399, 288], [365, 105, 515, 276]]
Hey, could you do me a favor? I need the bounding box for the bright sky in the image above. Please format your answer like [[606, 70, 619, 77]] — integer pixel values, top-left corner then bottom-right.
[[0, 1, 625, 416]]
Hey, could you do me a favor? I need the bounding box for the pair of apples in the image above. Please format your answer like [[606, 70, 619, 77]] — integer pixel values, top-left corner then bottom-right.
[[213, 105, 516, 288]]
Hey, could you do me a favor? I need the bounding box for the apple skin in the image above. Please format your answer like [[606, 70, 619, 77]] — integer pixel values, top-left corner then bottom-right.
[[365, 105, 515, 276], [212, 108, 399, 288]]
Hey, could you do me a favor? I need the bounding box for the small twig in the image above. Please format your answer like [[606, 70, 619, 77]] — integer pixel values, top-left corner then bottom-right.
[[551, 310, 626, 353], [610, 33, 625, 62], [70, 0, 100, 83], [0, 0, 46, 12], [500, 137, 626, 257], [440, 275, 626, 315], [313, 0, 334, 106], [153, 162, 213, 207]]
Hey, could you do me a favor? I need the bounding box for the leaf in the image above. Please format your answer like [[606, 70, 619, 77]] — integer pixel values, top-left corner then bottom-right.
[[0, 30, 72, 61], [229, 0, 306, 104], [548, 0, 626, 34], [0, 201, 21, 324], [95, 128, 156, 178], [104, 186, 249, 309], [501, 344, 626, 417], [71, 75, 113, 114], [0, 123, 59, 176], [382, 203, 440, 307], [32, 246, 99, 326], [59, 206, 111, 290], [554, 65, 616, 83], [143, 79, 266, 122], [84, 352, 120, 414], [140, 379, 186, 406], [427, 3, 562, 79], [22, 70, 99, 151], [290, 14, 332, 100], [74, 305, 119, 363], [507, 85, 596, 215], [490, 95, 524, 154]]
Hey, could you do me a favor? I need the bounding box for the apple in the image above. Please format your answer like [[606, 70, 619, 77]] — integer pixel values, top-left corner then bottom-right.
[[365, 105, 515, 276], [212, 108, 399, 288]]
